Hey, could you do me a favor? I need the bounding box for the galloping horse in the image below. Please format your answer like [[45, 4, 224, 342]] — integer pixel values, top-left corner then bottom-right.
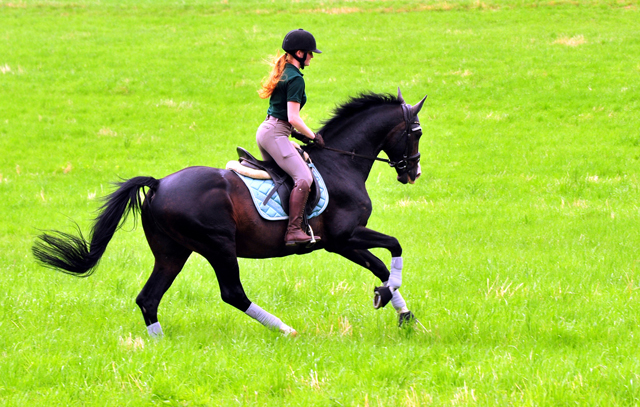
[[33, 89, 426, 337]]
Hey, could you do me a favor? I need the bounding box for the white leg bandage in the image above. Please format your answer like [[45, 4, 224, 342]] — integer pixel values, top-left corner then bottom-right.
[[383, 281, 409, 314], [147, 322, 164, 338], [391, 290, 410, 314], [245, 303, 296, 335], [388, 256, 403, 288]]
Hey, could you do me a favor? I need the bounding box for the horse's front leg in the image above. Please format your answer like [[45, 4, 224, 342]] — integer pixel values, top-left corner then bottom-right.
[[328, 227, 414, 325], [332, 248, 412, 317], [336, 226, 404, 290]]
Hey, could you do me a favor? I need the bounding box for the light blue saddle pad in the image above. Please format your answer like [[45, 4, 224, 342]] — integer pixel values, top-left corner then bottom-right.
[[232, 163, 329, 221]]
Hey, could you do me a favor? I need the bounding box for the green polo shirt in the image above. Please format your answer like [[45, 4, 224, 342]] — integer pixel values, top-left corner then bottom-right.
[[267, 63, 307, 122]]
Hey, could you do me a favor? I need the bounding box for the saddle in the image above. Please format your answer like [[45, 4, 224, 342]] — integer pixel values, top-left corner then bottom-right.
[[229, 146, 322, 216]]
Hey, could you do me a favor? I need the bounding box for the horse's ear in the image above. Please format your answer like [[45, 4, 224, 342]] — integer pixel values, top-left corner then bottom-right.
[[397, 87, 405, 104], [411, 95, 428, 116]]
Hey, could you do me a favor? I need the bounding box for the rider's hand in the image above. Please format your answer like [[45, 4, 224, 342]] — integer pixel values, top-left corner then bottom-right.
[[312, 133, 325, 149], [291, 130, 311, 144]]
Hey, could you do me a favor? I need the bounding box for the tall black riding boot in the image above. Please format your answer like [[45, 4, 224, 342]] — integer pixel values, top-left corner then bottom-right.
[[285, 179, 312, 246]]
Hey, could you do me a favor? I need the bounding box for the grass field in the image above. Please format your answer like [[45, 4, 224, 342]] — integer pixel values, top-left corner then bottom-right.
[[2, 0, 640, 405]]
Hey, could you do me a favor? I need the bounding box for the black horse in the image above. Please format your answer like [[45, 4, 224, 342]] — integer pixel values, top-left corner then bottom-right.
[[33, 89, 426, 337]]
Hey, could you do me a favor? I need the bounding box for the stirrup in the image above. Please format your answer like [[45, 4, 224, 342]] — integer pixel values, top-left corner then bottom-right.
[[285, 225, 320, 247], [285, 236, 312, 247], [284, 227, 312, 247], [304, 225, 321, 248]]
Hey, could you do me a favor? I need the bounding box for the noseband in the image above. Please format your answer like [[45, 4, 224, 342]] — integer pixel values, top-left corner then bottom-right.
[[321, 103, 421, 170]]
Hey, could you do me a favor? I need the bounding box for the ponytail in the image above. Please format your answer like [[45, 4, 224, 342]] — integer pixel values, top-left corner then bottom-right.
[[258, 52, 291, 99]]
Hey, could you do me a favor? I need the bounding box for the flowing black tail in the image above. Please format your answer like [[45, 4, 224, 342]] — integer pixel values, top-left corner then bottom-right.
[[32, 176, 159, 277]]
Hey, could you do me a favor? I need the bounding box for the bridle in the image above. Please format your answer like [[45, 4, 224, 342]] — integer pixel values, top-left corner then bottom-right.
[[321, 103, 422, 171]]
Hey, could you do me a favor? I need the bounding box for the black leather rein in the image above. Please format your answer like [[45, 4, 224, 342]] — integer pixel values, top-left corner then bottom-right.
[[319, 104, 421, 170], [321, 146, 414, 168]]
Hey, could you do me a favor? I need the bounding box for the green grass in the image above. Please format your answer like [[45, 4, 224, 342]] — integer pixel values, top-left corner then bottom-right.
[[2, 0, 640, 405]]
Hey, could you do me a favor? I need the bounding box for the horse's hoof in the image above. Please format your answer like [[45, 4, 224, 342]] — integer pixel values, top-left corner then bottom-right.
[[373, 285, 393, 309], [398, 311, 415, 327]]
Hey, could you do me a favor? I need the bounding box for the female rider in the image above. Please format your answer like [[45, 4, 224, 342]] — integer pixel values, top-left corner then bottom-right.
[[256, 29, 325, 246]]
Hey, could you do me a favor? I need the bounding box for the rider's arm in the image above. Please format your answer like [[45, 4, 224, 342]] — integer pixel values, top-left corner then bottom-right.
[[287, 101, 316, 140]]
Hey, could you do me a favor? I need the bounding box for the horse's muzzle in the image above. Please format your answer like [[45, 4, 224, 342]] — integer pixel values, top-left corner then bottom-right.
[[397, 163, 421, 185]]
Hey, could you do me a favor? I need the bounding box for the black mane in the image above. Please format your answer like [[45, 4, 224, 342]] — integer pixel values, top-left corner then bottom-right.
[[319, 92, 402, 137]]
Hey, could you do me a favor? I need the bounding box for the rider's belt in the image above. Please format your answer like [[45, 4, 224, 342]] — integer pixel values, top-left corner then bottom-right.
[[266, 115, 290, 124]]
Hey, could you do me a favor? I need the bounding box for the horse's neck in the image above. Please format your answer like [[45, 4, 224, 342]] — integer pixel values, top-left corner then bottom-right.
[[333, 121, 388, 156], [312, 113, 394, 188]]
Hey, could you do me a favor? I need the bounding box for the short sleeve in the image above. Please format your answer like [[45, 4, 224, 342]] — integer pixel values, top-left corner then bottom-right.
[[286, 76, 306, 104]]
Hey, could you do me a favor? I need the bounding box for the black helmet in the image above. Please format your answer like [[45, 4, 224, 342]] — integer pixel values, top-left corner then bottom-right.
[[282, 29, 322, 54]]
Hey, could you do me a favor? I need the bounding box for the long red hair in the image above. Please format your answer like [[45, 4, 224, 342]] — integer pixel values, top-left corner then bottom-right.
[[258, 52, 291, 99]]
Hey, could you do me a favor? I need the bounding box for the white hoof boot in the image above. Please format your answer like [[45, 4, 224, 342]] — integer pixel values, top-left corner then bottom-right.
[[147, 322, 164, 339]]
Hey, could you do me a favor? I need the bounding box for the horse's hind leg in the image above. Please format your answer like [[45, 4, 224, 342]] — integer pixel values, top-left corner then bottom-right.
[[202, 243, 297, 336], [136, 236, 191, 338]]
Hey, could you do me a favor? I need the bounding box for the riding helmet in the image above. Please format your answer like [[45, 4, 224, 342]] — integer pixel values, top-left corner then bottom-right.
[[282, 29, 322, 54]]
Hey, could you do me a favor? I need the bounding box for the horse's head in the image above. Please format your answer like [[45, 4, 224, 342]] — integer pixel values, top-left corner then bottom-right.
[[315, 90, 428, 184], [383, 89, 427, 185]]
